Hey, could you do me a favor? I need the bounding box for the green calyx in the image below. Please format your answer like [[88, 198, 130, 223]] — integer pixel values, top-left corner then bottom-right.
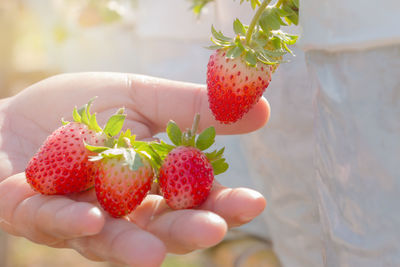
[[89, 146, 145, 172], [208, 0, 298, 67], [151, 113, 229, 176], [63, 97, 126, 139], [87, 129, 161, 175]]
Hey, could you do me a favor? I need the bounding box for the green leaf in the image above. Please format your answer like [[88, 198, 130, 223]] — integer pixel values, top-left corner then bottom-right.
[[259, 7, 282, 32], [263, 48, 286, 57], [226, 46, 243, 59], [85, 144, 110, 153], [246, 0, 261, 9], [233, 18, 246, 36], [277, 5, 295, 16], [61, 118, 70, 125], [150, 141, 175, 160], [72, 107, 81, 123], [211, 158, 229, 175], [256, 52, 275, 65], [116, 129, 134, 148], [71, 97, 106, 132], [292, 0, 299, 8], [271, 30, 298, 45], [285, 13, 298, 25], [206, 147, 225, 161], [211, 25, 232, 42], [166, 121, 182, 146], [104, 137, 117, 148], [270, 37, 282, 50], [89, 113, 103, 132], [103, 114, 126, 137], [210, 38, 233, 47], [134, 141, 163, 170], [77, 105, 86, 118], [80, 107, 90, 126], [195, 127, 215, 151], [245, 50, 257, 66], [253, 37, 268, 49], [97, 148, 124, 157]]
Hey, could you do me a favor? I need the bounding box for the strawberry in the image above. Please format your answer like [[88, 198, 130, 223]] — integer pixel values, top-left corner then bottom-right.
[[88, 131, 156, 217], [152, 114, 228, 209], [159, 146, 214, 209], [92, 151, 153, 218], [207, 49, 272, 124], [205, 1, 299, 124], [25, 98, 126, 195]]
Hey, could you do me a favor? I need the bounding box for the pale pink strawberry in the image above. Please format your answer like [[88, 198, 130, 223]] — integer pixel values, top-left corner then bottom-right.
[[92, 146, 154, 218]]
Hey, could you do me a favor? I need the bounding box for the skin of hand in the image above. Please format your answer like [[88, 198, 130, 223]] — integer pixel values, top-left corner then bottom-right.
[[0, 72, 269, 267]]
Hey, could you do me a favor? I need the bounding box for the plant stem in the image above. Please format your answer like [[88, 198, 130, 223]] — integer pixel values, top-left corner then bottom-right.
[[245, 0, 272, 45], [190, 113, 200, 136]]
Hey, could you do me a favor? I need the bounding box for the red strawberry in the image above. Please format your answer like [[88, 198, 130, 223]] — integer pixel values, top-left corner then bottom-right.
[[159, 146, 214, 209], [152, 114, 228, 209], [207, 49, 272, 124], [205, 10, 298, 124], [25, 99, 126, 195], [26, 123, 106, 195]]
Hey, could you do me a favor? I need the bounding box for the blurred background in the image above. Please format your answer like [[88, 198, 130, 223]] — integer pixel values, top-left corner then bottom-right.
[[0, 0, 281, 266]]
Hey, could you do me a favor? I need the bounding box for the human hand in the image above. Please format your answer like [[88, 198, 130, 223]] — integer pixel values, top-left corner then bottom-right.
[[0, 72, 269, 266]]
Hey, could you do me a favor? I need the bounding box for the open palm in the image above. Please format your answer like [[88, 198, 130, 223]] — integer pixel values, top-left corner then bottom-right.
[[0, 72, 269, 267]]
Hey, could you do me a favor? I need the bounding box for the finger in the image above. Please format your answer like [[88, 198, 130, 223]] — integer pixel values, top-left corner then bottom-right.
[[200, 182, 266, 228], [125, 74, 270, 134], [129, 195, 227, 254], [67, 218, 166, 267], [0, 173, 105, 244], [23, 73, 269, 135]]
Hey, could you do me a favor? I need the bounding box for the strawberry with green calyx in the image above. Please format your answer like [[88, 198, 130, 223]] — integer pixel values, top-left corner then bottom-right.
[[87, 130, 157, 218], [206, 0, 298, 124], [152, 114, 228, 210], [25, 98, 126, 195]]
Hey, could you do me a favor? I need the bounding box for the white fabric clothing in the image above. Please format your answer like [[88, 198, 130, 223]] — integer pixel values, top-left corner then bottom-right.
[[308, 44, 400, 267], [300, 0, 400, 265], [241, 46, 323, 266], [299, 0, 400, 51]]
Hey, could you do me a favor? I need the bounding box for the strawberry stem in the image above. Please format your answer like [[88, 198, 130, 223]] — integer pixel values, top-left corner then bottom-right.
[[190, 113, 200, 136], [245, 0, 272, 45]]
